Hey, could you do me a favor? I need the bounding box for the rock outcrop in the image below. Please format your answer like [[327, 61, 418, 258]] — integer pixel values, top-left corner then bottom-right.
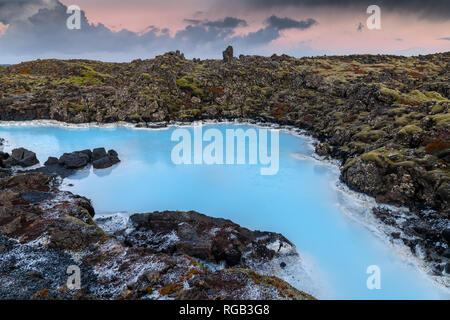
[[121, 210, 296, 268], [223, 45, 234, 63]]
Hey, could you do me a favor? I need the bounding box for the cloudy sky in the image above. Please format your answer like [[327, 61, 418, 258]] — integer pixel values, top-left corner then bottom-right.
[[0, 0, 449, 63]]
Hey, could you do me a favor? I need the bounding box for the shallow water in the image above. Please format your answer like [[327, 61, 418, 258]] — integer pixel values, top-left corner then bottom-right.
[[1, 123, 449, 300]]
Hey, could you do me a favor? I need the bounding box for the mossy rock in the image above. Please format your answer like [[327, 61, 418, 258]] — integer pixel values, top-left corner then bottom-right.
[[431, 104, 445, 114], [398, 125, 423, 135], [354, 130, 386, 142], [357, 148, 416, 169], [176, 76, 204, 97], [380, 87, 444, 106], [430, 113, 450, 128]]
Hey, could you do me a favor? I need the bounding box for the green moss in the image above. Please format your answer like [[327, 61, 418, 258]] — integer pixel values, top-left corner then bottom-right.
[[343, 157, 358, 170], [176, 76, 204, 97], [430, 113, 450, 127], [68, 102, 87, 114], [398, 125, 422, 135], [424, 91, 446, 101], [380, 87, 444, 106], [388, 107, 407, 116], [395, 112, 423, 126], [354, 130, 386, 142], [358, 148, 417, 168], [53, 65, 107, 86], [431, 104, 444, 114], [261, 87, 273, 97], [361, 150, 387, 167]]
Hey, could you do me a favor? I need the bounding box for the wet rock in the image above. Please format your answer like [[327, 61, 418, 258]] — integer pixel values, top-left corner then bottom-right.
[[44, 157, 59, 166], [92, 155, 119, 169], [3, 148, 39, 168], [58, 151, 90, 169], [78, 149, 93, 161], [92, 148, 107, 161], [92, 149, 120, 169]]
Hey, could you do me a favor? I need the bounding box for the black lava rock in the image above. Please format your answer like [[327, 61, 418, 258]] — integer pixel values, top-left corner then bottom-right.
[[58, 152, 90, 169], [92, 148, 107, 161], [44, 157, 59, 166], [3, 148, 39, 167]]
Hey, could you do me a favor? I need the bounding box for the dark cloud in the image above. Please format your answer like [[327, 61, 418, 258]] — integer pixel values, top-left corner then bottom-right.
[[265, 15, 317, 30], [0, 1, 318, 62], [0, 0, 58, 24], [183, 19, 202, 25], [204, 17, 248, 28], [184, 17, 247, 29], [438, 37, 450, 41], [238, 0, 450, 20]]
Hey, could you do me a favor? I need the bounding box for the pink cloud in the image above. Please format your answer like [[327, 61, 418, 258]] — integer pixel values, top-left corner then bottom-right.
[[53, 1, 450, 55]]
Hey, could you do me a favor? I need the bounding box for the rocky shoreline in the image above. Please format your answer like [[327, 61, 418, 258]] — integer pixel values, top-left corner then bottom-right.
[[0, 144, 314, 300], [0, 48, 449, 293]]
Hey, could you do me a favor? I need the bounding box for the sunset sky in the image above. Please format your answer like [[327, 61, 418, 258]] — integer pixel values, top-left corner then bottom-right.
[[0, 0, 449, 63]]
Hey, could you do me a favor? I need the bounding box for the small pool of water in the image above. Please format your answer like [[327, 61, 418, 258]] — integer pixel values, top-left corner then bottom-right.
[[1, 123, 448, 300]]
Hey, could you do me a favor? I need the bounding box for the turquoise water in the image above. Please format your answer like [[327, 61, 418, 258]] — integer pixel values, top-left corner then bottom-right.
[[0, 123, 449, 300]]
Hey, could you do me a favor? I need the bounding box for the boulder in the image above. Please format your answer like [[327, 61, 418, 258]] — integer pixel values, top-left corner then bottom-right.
[[315, 142, 331, 157], [78, 149, 93, 161], [3, 148, 39, 167], [92, 149, 120, 169], [92, 156, 118, 169], [92, 148, 107, 161], [44, 157, 59, 166], [58, 152, 90, 169]]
